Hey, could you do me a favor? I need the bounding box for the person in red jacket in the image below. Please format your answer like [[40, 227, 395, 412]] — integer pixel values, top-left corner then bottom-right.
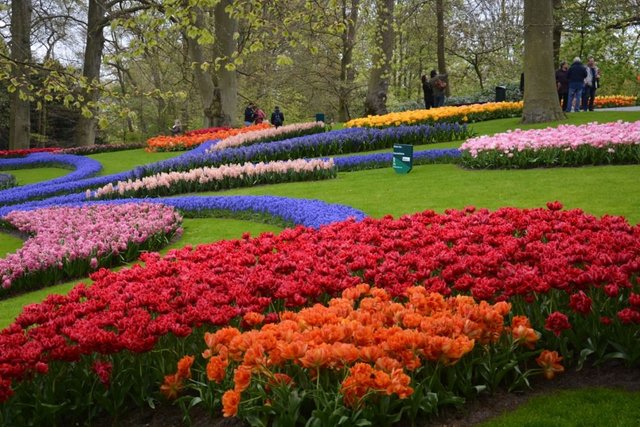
[[254, 107, 266, 124]]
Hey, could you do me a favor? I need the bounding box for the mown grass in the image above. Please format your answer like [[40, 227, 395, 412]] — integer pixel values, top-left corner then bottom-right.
[[0, 230, 22, 258], [215, 163, 640, 224], [479, 387, 640, 427], [7, 167, 70, 185], [87, 148, 181, 176]]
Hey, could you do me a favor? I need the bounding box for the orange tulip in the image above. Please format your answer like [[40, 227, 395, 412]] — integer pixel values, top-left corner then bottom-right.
[[243, 312, 265, 327], [176, 355, 194, 380], [222, 389, 241, 417], [160, 374, 184, 400], [206, 356, 228, 383], [299, 345, 331, 369], [233, 365, 253, 392], [536, 350, 564, 379]]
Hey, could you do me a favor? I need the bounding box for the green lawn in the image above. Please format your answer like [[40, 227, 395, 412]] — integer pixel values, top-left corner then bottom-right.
[[7, 167, 70, 185], [213, 163, 640, 224], [479, 387, 640, 427], [88, 148, 182, 176]]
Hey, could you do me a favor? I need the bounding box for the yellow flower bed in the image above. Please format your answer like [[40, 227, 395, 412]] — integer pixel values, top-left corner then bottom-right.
[[345, 101, 523, 128], [594, 95, 638, 108]]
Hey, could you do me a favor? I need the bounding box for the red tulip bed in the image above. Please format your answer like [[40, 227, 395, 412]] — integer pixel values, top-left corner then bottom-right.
[[1, 202, 639, 425]]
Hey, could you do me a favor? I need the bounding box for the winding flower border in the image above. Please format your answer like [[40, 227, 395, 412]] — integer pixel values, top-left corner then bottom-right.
[[0, 195, 366, 230]]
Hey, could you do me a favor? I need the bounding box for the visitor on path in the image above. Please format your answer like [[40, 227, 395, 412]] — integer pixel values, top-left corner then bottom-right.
[[555, 61, 569, 111], [271, 106, 285, 128], [581, 57, 600, 111], [421, 70, 437, 109], [566, 57, 587, 113], [244, 103, 256, 126], [254, 106, 266, 124], [430, 72, 447, 107], [171, 119, 182, 136]]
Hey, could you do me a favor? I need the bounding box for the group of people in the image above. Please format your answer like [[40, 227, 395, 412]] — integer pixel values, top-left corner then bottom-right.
[[170, 103, 285, 136], [556, 56, 600, 113], [244, 103, 285, 128], [421, 70, 448, 109]]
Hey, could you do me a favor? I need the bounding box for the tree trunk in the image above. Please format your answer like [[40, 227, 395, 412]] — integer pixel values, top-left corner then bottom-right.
[[213, 0, 238, 127], [522, 0, 565, 124], [74, 0, 106, 146], [338, 0, 359, 122], [148, 55, 168, 133], [9, 0, 32, 150], [364, 0, 394, 116], [552, 0, 562, 67], [185, 7, 217, 128], [185, 4, 238, 128], [436, 0, 449, 96]]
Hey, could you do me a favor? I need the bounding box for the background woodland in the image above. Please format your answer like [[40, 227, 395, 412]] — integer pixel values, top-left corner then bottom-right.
[[0, 0, 639, 147]]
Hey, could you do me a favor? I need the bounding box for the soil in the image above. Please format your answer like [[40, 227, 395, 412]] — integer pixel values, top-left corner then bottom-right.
[[95, 361, 640, 427]]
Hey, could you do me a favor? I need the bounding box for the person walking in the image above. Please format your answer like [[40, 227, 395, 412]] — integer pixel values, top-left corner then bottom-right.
[[555, 61, 569, 111], [421, 70, 436, 109], [566, 57, 587, 113], [270, 106, 285, 128], [581, 57, 600, 111]]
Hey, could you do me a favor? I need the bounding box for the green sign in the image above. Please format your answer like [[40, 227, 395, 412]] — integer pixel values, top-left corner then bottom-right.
[[393, 144, 413, 174]]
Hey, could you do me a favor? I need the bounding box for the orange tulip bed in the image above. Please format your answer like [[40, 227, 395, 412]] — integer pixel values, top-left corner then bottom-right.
[[164, 286, 563, 424], [145, 123, 271, 152]]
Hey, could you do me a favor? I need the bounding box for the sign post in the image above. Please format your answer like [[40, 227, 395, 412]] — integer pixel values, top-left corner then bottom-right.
[[393, 144, 413, 174]]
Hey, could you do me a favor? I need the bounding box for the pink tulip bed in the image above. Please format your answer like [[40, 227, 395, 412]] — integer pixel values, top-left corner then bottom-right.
[[0, 203, 182, 297], [210, 121, 327, 151], [0, 203, 638, 425], [460, 120, 640, 168], [86, 158, 336, 199]]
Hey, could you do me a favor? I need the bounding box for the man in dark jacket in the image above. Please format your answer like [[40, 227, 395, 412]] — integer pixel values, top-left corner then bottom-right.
[[566, 57, 587, 113], [555, 61, 569, 111], [422, 70, 436, 109], [271, 106, 284, 128]]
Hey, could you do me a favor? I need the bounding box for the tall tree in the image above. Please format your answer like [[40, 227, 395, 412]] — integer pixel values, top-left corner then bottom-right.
[[447, 0, 523, 90], [183, 0, 238, 127], [552, 0, 562, 67], [522, 0, 565, 123], [435, 0, 448, 94], [213, 0, 238, 126], [74, 0, 150, 147], [73, 0, 105, 147], [338, 0, 360, 122], [9, 0, 32, 149], [364, 0, 395, 115]]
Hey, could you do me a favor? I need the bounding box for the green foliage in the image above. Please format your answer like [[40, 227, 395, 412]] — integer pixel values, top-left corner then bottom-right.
[[446, 84, 523, 106]]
